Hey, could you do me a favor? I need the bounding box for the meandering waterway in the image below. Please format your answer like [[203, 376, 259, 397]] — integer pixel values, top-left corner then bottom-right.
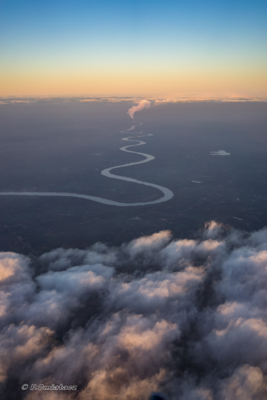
[[0, 122, 174, 207]]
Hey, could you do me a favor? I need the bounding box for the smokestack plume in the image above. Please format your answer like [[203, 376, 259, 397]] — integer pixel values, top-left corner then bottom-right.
[[127, 100, 151, 119]]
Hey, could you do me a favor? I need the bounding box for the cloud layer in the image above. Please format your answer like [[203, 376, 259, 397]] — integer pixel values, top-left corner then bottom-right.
[[1, 93, 267, 106], [1, 222, 267, 399]]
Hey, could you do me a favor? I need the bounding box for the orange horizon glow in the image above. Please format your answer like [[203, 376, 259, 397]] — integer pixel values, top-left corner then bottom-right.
[[1, 67, 267, 98]]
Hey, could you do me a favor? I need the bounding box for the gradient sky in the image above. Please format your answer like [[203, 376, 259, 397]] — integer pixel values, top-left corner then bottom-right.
[[1, 0, 267, 97]]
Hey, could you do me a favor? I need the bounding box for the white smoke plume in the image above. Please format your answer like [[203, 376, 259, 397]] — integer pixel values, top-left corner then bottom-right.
[[1, 222, 267, 399], [127, 100, 151, 119]]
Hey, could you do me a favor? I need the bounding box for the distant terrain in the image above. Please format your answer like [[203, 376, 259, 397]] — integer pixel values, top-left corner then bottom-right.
[[0, 100, 267, 254]]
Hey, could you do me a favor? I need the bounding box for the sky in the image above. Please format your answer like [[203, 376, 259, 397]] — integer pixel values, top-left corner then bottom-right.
[[0, 0, 267, 98]]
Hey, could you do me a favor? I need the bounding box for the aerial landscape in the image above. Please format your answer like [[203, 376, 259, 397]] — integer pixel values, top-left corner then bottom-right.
[[0, 1, 267, 400]]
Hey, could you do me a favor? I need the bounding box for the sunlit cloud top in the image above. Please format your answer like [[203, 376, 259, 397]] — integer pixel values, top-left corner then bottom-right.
[[0, 0, 266, 97]]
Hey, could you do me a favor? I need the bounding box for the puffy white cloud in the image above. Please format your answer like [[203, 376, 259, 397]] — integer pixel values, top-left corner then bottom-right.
[[1, 222, 267, 399], [221, 365, 264, 400], [203, 221, 224, 240]]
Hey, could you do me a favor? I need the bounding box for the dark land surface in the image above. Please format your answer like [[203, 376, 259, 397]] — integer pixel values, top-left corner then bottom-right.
[[0, 100, 267, 254]]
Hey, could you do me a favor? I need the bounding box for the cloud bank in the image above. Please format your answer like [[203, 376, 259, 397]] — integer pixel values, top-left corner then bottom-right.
[[1, 93, 266, 106], [1, 222, 267, 399], [127, 100, 152, 119]]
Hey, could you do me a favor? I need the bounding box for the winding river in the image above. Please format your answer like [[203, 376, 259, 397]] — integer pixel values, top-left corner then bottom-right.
[[0, 122, 174, 207]]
